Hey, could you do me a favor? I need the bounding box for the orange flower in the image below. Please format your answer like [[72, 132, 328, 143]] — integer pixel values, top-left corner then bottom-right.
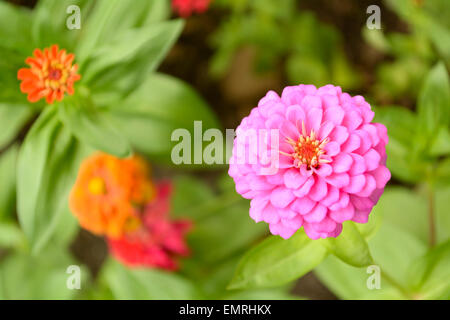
[[17, 44, 81, 104], [69, 153, 155, 238]]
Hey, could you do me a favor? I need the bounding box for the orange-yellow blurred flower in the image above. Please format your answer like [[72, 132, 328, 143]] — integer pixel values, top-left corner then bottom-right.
[[69, 153, 155, 238], [17, 44, 81, 104]]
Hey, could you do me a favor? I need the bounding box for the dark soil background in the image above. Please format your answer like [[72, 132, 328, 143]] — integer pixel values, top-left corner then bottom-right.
[[7, 0, 409, 300]]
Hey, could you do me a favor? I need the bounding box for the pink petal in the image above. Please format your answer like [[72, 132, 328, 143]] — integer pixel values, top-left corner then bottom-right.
[[362, 124, 380, 146], [354, 130, 372, 154], [314, 164, 333, 177], [284, 168, 308, 189], [363, 149, 381, 171], [371, 166, 391, 189], [270, 187, 295, 208], [323, 106, 345, 125], [286, 104, 306, 123], [278, 207, 297, 219], [266, 170, 285, 185], [302, 204, 327, 222], [324, 141, 340, 157], [341, 134, 361, 153], [249, 175, 274, 190], [352, 209, 370, 223], [312, 217, 337, 233], [306, 107, 323, 133], [329, 126, 349, 145], [329, 202, 355, 223], [291, 196, 316, 215], [326, 173, 349, 188], [262, 204, 280, 224], [269, 222, 297, 239], [301, 95, 322, 109], [281, 215, 304, 229], [356, 174, 377, 197], [329, 192, 349, 211], [343, 174, 366, 194], [342, 110, 363, 131], [249, 198, 268, 222], [321, 185, 340, 207], [322, 94, 340, 108], [349, 153, 366, 175], [308, 177, 328, 201], [280, 121, 300, 140], [350, 195, 374, 211], [318, 121, 335, 140], [332, 153, 353, 173], [303, 223, 322, 240], [293, 176, 314, 197]]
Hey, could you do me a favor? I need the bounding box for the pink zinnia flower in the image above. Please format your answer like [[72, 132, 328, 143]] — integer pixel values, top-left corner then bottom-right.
[[108, 182, 191, 270], [172, 0, 211, 17], [228, 84, 390, 240]]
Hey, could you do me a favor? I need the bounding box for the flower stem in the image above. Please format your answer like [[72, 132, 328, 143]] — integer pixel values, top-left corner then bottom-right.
[[427, 185, 436, 247]]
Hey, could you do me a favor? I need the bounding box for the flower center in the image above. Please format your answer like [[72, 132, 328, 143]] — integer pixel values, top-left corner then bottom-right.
[[283, 122, 330, 169], [88, 177, 106, 195], [48, 68, 62, 80]]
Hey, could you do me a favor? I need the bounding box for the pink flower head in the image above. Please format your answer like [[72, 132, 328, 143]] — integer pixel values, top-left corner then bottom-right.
[[228, 84, 390, 240], [172, 0, 211, 17], [108, 182, 192, 270]]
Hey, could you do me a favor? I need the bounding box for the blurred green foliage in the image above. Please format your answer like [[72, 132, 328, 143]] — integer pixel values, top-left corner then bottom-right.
[[210, 0, 361, 89]]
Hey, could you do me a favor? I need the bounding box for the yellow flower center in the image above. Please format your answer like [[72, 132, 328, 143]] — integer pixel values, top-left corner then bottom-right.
[[123, 216, 142, 233], [88, 177, 106, 195], [282, 121, 330, 169]]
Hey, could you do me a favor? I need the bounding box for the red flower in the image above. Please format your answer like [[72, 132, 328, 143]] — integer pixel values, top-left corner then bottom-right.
[[172, 0, 211, 17], [17, 44, 81, 104], [108, 182, 191, 270]]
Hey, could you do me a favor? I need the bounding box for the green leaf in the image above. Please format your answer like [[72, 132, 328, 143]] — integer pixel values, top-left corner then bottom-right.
[[0, 222, 24, 249], [316, 204, 428, 299], [76, 0, 171, 66], [435, 186, 450, 243], [417, 62, 450, 136], [188, 202, 267, 264], [368, 223, 427, 288], [0, 103, 34, 150], [0, 145, 18, 221], [107, 73, 220, 163], [373, 106, 427, 183], [429, 127, 450, 157], [228, 231, 327, 290], [0, 248, 81, 299], [90, 20, 184, 99], [101, 259, 201, 300], [171, 176, 215, 220], [17, 108, 91, 254], [315, 255, 406, 300], [0, 1, 33, 52], [371, 187, 428, 244], [407, 240, 450, 299], [57, 94, 131, 158], [83, 20, 183, 84], [31, 0, 89, 50], [321, 221, 373, 267]]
